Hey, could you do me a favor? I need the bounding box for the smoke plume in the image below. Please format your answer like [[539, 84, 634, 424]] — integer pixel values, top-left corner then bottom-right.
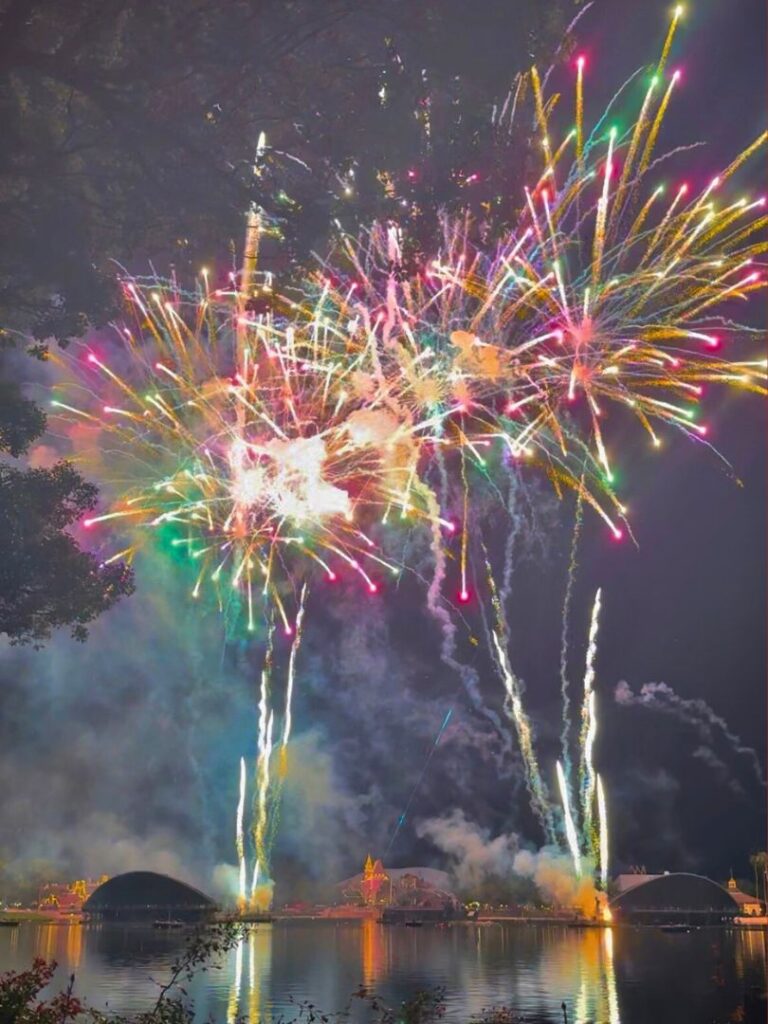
[[615, 680, 766, 787], [417, 809, 601, 914]]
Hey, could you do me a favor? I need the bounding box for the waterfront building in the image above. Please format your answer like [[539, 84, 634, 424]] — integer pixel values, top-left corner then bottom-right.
[[611, 872, 740, 925], [38, 876, 109, 914], [360, 855, 388, 905], [339, 858, 459, 914], [83, 871, 217, 922], [726, 873, 764, 916]]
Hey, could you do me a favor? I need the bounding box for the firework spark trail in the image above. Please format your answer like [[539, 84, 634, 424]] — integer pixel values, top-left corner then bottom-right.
[[596, 773, 610, 890], [489, 568, 609, 890], [657, 4, 683, 76], [281, 584, 308, 756], [579, 588, 602, 848], [557, 760, 583, 878], [459, 450, 470, 602], [258, 584, 310, 860], [250, 629, 275, 904], [491, 629, 556, 843], [456, 12, 765, 512], [251, 710, 275, 908], [496, 472, 562, 841], [415, 477, 508, 743], [559, 486, 584, 779], [485, 555, 556, 842], [500, 466, 523, 606], [235, 756, 247, 907], [576, 55, 585, 163]]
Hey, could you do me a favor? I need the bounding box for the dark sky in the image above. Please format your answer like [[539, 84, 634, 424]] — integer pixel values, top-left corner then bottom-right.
[[0, 0, 765, 900]]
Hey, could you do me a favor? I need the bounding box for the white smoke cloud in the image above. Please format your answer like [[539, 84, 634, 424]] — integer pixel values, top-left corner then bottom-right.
[[417, 809, 602, 913], [211, 863, 241, 901], [416, 808, 520, 890], [512, 847, 597, 910], [2, 811, 194, 887]]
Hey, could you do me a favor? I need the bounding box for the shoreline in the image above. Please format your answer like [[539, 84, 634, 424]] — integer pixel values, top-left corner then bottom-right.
[[4, 911, 766, 930]]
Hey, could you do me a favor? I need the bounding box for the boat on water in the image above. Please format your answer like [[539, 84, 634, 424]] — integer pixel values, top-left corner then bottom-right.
[[239, 913, 274, 924], [659, 923, 694, 934], [404, 920, 423, 928], [153, 919, 184, 930], [0, 920, 20, 928]]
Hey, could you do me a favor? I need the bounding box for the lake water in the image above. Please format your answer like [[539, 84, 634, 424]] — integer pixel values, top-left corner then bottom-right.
[[1, 920, 766, 1023]]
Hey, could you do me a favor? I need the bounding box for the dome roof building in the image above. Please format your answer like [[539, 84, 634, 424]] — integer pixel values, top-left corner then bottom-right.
[[610, 872, 739, 925], [83, 871, 217, 922]]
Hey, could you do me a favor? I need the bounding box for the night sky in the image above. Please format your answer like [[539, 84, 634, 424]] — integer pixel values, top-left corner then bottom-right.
[[0, 0, 765, 901]]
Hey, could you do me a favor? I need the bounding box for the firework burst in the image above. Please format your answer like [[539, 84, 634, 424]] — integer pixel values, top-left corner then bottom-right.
[[310, 8, 766, 537], [51, 265, 453, 631]]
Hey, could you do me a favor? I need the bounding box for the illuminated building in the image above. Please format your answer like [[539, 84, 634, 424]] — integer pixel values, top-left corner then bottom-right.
[[339, 858, 460, 916], [726, 873, 764, 917], [360, 855, 388, 905], [37, 876, 109, 914]]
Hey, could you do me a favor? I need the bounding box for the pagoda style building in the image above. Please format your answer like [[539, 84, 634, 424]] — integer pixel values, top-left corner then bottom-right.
[[360, 854, 389, 905]]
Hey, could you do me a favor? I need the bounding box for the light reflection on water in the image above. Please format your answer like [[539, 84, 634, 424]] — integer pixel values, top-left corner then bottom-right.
[[1, 921, 765, 1023]]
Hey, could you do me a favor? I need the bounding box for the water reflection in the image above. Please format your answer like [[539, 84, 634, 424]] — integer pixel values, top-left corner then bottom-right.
[[573, 933, 622, 1019], [248, 927, 272, 1022], [67, 924, 84, 971], [25, 923, 85, 969], [361, 918, 387, 990], [603, 927, 620, 1024], [225, 936, 243, 1024], [224, 926, 274, 1023], [0, 920, 764, 1023]]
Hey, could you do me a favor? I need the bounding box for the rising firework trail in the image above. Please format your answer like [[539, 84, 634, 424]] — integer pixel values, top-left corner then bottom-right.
[[481, 542, 555, 841], [235, 756, 247, 908], [596, 773, 610, 890], [251, 630, 276, 910], [579, 588, 603, 849], [559, 484, 584, 778], [267, 584, 309, 855], [487, 546, 610, 891], [281, 584, 308, 762], [557, 760, 583, 879], [491, 628, 554, 841]]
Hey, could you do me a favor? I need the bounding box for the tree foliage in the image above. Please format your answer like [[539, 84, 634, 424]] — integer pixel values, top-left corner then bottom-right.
[[0, 379, 46, 456], [0, 460, 134, 645], [0, 958, 83, 1024]]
